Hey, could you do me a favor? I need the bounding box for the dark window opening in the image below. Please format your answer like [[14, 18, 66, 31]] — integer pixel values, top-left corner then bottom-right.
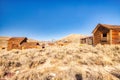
[[103, 33, 107, 37], [101, 33, 107, 42]]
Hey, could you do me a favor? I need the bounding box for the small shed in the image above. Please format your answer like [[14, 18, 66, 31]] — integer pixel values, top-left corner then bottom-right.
[[21, 42, 40, 49], [92, 24, 120, 45], [7, 37, 27, 51], [80, 36, 93, 45]]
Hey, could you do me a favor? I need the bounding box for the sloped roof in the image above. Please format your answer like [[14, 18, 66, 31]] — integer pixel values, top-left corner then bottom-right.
[[92, 24, 120, 33], [81, 36, 93, 40], [8, 37, 27, 44], [60, 34, 87, 43]]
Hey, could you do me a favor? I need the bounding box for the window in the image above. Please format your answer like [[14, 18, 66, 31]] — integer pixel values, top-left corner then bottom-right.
[[103, 33, 107, 37], [101, 33, 107, 42]]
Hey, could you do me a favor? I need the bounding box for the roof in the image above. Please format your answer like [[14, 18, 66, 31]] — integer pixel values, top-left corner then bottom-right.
[[81, 36, 93, 40], [8, 37, 27, 44], [92, 24, 120, 33]]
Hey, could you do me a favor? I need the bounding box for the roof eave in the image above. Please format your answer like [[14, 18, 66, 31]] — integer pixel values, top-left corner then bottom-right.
[[92, 24, 101, 33]]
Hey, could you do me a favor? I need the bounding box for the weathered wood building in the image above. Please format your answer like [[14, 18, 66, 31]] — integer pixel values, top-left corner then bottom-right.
[[21, 42, 40, 49], [7, 37, 27, 51], [7, 37, 43, 51], [92, 24, 120, 45], [80, 36, 93, 45]]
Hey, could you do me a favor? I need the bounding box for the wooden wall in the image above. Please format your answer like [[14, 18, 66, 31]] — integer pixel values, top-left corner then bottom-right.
[[7, 40, 25, 51], [80, 38, 86, 44], [21, 42, 40, 49], [87, 37, 93, 45], [7, 43, 22, 51], [93, 27, 120, 45], [93, 30, 102, 45], [112, 30, 120, 44], [7, 37, 27, 51], [93, 27, 110, 45], [80, 37, 93, 45]]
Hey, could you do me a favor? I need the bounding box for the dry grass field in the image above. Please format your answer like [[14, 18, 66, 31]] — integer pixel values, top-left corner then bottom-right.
[[0, 43, 120, 80]]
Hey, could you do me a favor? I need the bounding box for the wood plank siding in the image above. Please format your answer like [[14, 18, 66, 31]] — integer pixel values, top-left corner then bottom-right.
[[7, 37, 41, 51], [21, 42, 40, 49], [93, 26, 110, 45], [112, 30, 120, 44], [80, 36, 93, 45], [7, 37, 27, 51], [92, 24, 120, 45]]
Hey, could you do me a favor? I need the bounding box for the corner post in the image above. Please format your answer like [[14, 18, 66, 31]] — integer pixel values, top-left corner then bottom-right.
[[110, 30, 112, 44]]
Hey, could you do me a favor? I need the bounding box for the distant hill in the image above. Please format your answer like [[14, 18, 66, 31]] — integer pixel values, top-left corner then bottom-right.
[[0, 36, 10, 48], [0, 36, 10, 40], [59, 34, 87, 43], [27, 38, 40, 42]]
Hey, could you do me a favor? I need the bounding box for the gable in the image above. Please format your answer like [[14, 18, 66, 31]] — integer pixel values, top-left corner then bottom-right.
[[8, 37, 27, 44], [97, 26, 109, 33], [92, 24, 120, 33]]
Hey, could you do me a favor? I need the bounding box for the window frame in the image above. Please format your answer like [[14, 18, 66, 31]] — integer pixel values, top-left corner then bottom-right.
[[103, 33, 107, 37]]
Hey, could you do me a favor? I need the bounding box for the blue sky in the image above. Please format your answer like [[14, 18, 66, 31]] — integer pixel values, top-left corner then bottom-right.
[[0, 0, 120, 40]]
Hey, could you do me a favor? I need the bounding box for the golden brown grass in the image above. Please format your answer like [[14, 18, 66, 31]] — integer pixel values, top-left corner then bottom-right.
[[0, 43, 120, 80]]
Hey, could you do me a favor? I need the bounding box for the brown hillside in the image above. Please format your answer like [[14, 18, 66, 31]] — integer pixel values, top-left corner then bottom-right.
[[27, 38, 40, 42], [60, 34, 87, 43]]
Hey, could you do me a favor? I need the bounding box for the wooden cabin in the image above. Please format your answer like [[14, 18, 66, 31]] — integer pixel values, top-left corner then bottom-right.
[[80, 36, 93, 45], [92, 24, 120, 45], [7, 37, 27, 51], [21, 42, 40, 49]]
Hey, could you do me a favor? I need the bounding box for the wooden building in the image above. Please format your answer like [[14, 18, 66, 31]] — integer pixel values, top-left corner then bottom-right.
[[92, 24, 120, 45], [21, 42, 40, 49], [7, 37, 27, 51], [80, 36, 93, 45]]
